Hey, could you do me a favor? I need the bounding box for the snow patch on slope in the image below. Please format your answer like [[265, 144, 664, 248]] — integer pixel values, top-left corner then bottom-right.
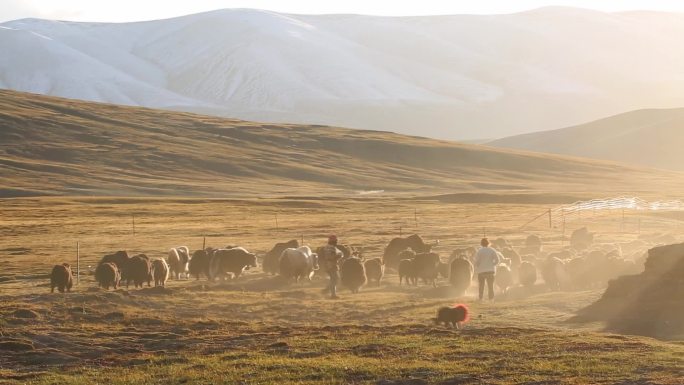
[[2, 8, 684, 139]]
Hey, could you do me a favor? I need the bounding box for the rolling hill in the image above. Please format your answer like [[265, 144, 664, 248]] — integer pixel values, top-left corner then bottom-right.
[[488, 108, 684, 171], [1, 90, 683, 199], [2, 8, 684, 140]]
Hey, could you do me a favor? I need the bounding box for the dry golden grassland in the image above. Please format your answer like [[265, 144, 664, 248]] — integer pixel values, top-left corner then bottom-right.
[[1, 197, 683, 385], [2, 88, 684, 384]]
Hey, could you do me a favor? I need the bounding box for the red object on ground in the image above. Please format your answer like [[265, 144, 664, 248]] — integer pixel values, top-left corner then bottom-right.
[[452, 303, 470, 323]]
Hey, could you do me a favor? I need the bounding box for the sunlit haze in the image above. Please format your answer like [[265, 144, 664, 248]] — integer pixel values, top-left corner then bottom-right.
[[2, 0, 684, 22], [3, 0, 684, 382]]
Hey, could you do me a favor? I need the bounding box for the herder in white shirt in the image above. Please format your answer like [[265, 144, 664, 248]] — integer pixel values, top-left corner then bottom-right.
[[473, 238, 500, 301]]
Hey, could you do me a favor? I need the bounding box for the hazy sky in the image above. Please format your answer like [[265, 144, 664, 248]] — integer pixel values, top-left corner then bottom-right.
[[2, 0, 684, 23]]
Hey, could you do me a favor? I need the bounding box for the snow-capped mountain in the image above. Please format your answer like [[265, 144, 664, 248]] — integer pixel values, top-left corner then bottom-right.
[[2, 7, 684, 140]]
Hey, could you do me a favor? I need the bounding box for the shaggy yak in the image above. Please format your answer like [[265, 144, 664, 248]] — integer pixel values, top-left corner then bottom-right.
[[449, 257, 474, 296], [397, 249, 416, 262], [495, 263, 514, 293], [502, 247, 522, 269], [437, 261, 450, 279], [449, 247, 477, 263], [152, 258, 169, 287], [336, 244, 357, 259], [570, 227, 594, 250], [523, 234, 543, 255], [279, 246, 319, 283], [124, 254, 152, 289], [100, 250, 129, 266], [364, 258, 384, 286], [168, 246, 191, 280], [99, 251, 130, 269], [95, 262, 121, 290], [398, 258, 417, 286], [518, 261, 537, 287], [433, 304, 469, 329], [209, 247, 258, 281], [262, 240, 299, 275], [50, 263, 73, 293], [383, 234, 436, 269], [413, 252, 441, 287], [340, 257, 367, 293], [542, 257, 568, 291], [189, 248, 214, 280]]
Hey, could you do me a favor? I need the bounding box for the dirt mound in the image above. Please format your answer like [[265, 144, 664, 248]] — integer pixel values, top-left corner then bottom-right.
[[573, 242, 684, 339], [11, 309, 40, 319], [0, 338, 35, 352]]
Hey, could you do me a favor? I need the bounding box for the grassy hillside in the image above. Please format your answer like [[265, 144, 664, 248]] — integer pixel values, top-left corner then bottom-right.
[[1, 89, 683, 198], [489, 108, 684, 171]]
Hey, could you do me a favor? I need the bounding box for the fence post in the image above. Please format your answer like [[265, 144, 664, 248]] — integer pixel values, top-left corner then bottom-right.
[[76, 241, 80, 285], [561, 216, 566, 247], [548, 209, 552, 228], [275, 213, 279, 231], [414, 209, 418, 229], [202, 236, 206, 250], [521, 209, 552, 230], [132, 214, 136, 237]]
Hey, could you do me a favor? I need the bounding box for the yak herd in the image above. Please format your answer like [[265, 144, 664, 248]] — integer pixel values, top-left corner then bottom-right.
[[48, 228, 646, 296]]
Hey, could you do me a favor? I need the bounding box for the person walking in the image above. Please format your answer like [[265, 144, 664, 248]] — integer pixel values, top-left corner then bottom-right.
[[474, 238, 500, 301], [321, 235, 343, 299]]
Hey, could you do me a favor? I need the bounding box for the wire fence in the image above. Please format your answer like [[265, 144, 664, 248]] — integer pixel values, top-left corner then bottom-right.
[[5, 196, 684, 283], [523, 196, 684, 230]]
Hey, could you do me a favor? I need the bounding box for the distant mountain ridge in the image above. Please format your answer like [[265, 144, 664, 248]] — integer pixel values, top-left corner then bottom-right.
[[1, 7, 684, 140], [488, 108, 684, 171], [2, 89, 683, 199]]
